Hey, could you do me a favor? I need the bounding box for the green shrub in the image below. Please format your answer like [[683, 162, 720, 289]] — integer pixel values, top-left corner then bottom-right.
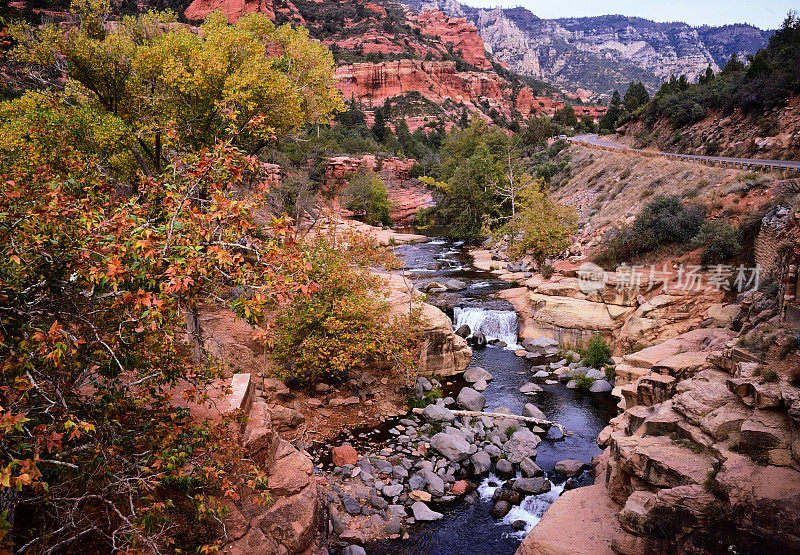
[[573, 373, 596, 390], [692, 220, 742, 264], [342, 169, 391, 226], [540, 264, 554, 278], [583, 334, 611, 368], [604, 365, 617, 380], [505, 426, 518, 438]]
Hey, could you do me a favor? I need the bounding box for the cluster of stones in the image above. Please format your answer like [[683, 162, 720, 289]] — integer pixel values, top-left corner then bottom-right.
[[323, 368, 588, 549], [514, 337, 615, 394]]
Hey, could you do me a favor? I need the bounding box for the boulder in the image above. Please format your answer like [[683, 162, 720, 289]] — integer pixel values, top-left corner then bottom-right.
[[411, 501, 443, 521], [464, 366, 493, 383], [512, 477, 552, 495], [589, 379, 613, 393], [490, 500, 512, 518], [331, 445, 359, 467], [445, 279, 467, 291], [504, 429, 542, 463], [520, 457, 544, 478], [523, 403, 546, 420], [470, 332, 487, 348], [496, 458, 515, 479], [422, 404, 455, 424], [471, 451, 492, 475], [419, 468, 445, 497], [520, 383, 543, 395], [456, 387, 486, 411], [455, 324, 471, 338], [430, 432, 474, 462], [554, 459, 589, 478]]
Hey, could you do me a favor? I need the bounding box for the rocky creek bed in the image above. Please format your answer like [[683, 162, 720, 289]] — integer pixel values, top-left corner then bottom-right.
[[310, 240, 618, 554]]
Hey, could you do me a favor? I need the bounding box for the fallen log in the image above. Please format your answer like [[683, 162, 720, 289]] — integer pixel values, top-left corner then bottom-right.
[[411, 407, 572, 436]]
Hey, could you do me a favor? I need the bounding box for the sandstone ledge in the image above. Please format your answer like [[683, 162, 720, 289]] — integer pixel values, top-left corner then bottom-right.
[[516, 484, 621, 555]]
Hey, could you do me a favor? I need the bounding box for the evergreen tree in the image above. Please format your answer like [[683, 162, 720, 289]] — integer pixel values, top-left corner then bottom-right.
[[623, 81, 650, 112], [599, 90, 622, 132]]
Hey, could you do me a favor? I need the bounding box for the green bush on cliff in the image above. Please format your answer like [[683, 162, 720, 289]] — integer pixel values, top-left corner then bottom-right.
[[583, 334, 612, 369]]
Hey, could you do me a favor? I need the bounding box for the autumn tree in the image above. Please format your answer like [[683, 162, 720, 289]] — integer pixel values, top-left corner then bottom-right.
[[10, 1, 344, 178], [0, 4, 352, 552], [508, 179, 577, 266]]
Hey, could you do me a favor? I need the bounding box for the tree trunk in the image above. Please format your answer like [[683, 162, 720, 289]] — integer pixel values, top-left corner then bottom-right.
[[185, 305, 205, 362]]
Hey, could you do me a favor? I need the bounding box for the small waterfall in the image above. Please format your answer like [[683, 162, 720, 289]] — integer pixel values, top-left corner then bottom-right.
[[453, 307, 519, 348], [477, 474, 566, 537]]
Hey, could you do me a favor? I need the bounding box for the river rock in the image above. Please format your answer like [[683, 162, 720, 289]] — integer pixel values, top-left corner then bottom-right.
[[533, 370, 551, 378], [455, 324, 471, 338], [430, 432, 474, 462], [490, 500, 512, 518], [383, 483, 404, 498], [496, 458, 515, 479], [456, 387, 486, 411], [512, 477, 552, 495], [341, 494, 362, 515], [411, 501, 443, 521], [470, 332, 487, 348], [473, 379, 488, 391], [589, 379, 613, 393], [471, 451, 492, 475], [554, 459, 589, 477], [409, 474, 426, 491], [504, 429, 542, 463], [419, 468, 445, 497], [520, 457, 544, 478], [523, 403, 546, 420], [464, 366, 493, 383], [422, 404, 455, 423], [445, 279, 467, 291], [342, 546, 367, 555], [520, 383, 543, 395], [492, 488, 524, 505], [409, 489, 431, 502], [523, 337, 560, 357]]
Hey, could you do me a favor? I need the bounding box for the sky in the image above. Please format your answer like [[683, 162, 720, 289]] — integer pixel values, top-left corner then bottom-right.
[[459, 0, 796, 29]]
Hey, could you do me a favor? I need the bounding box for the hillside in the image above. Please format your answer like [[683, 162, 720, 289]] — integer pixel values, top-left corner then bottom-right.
[[181, 0, 597, 129], [405, 0, 771, 99], [617, 15, 800, 161]]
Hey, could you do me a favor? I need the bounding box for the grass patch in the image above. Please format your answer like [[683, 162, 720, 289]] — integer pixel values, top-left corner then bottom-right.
[[505, 426, 517, 439]]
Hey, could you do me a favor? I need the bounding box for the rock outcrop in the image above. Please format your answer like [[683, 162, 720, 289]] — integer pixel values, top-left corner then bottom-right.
[[521, 322, 800, 554], [384, 272, 472, 376]]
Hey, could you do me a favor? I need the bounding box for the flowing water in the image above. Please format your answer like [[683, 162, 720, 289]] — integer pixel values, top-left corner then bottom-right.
[[363, 239, 618, 555]]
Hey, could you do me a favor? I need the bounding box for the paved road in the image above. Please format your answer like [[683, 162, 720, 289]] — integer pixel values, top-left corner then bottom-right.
[[569, 134, 800, 173]]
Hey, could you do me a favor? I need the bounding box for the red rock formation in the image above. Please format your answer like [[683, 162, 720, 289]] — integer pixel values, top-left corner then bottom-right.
[[184, 0, 304, 24], [334, 59, 507, 107], [414, 10, 492, 70], [323, 154, 416, 186]]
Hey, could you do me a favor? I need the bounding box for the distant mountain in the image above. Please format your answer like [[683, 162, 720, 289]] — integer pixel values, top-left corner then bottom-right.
[[404, 0, 772, 98]]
